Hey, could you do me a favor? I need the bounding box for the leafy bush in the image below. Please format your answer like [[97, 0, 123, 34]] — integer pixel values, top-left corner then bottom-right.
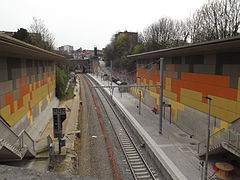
[[56, 67, 68, 99]]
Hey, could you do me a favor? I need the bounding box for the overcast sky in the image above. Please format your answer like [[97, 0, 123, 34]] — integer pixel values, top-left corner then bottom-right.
[[1, 0, 208, 50]]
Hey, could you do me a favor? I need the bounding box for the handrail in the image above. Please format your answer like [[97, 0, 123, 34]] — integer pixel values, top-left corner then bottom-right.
[[0, 117, 18, 138], [198, 128, 225, 145], [197, 128, 240, 154], [0, 117, 35, 155], [19, 130, 35, 152]]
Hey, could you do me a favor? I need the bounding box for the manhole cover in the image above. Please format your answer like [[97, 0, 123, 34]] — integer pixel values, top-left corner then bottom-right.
[[179, 133, 187, 137]]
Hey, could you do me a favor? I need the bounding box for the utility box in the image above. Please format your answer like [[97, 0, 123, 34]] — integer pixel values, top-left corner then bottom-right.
[[103, 74, 108, 81], [53, 108, 66, 138], [118, 82, 128, 93]]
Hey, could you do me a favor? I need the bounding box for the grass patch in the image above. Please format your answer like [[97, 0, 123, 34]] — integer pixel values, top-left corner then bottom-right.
[[65, 86, 75, 100]]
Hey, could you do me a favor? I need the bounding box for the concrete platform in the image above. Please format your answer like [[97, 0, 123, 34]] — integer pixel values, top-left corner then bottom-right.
[[90, 73, 208, 180]]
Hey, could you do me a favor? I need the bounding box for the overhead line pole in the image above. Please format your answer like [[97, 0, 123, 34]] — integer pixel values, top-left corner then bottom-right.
[[159, 57, 164, 134], [110, 60, 113, 98]]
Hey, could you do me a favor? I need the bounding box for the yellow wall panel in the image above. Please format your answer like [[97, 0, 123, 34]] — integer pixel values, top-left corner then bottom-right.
[[168, 99, 184, 112], [11, 106, 27, 126], [23, 94, 30, 107], [220, 120, 228, 129], [38, 100, 42, 113], [0, 105, 11, 123], [149, 80, 156, 92], [238, 90, 240, 102], [163, 90, 177, 101], [211, 105, 238, 123], [47, 94, 50, 104], [165, 77, 171, 91], [237, 102, 240, 114], [211, 95, 238, 114], [180, 95, 208, 113], [14, 101, 18, 112], [181, 88, 202, 102]]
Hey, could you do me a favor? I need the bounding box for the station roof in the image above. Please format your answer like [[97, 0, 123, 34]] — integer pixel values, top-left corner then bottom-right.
[[127, 36, 240, 60], [0, 34, 65, 61]]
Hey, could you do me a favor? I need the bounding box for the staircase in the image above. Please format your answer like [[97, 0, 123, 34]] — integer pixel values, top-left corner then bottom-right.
[[0, 117, 35, 161], [198, 128, 240, 159]]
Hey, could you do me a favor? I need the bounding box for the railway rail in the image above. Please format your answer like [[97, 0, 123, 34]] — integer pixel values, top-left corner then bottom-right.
[[83, 74, 158, 180]]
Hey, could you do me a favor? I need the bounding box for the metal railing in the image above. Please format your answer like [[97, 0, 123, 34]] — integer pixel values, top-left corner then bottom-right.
[[19, 130, 35, 153], [197, 128, 240, 154], [0, 117, 18, 145], [0, 117, 35, 157]]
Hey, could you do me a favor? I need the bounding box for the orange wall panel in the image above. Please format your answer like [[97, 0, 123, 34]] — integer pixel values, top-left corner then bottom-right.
[[181, 72, 230, 88], [5, 92, 13, 105]]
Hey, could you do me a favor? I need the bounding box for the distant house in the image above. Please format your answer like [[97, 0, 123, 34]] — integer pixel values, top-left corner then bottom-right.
[[58, 45, 74, 55]]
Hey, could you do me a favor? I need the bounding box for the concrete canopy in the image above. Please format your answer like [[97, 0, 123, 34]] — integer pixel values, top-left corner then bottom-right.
[[127, 36, 240, 60], [0, 34, 65, 61]]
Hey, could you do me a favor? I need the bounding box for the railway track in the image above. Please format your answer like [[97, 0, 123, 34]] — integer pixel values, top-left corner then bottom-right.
[[84, 74, 158, 180]]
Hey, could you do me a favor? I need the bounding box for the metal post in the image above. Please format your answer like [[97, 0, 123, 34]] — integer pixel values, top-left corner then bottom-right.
[[137, 77, 141, 115], [139, 91, 141, 115], [159, 57, 164, 134], [203, 96, 212, 180], [170, 106, 172, 124], [110, 60, 113, 98]]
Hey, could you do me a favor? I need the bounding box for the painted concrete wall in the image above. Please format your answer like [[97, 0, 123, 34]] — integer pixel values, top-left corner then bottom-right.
[[0, 57, 56, 135], [130, 52, 240, 140]]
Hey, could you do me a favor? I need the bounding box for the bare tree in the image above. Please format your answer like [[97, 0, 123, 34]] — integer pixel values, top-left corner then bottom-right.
[[29, 17, 55, 51], [189, 0, 240, 42]]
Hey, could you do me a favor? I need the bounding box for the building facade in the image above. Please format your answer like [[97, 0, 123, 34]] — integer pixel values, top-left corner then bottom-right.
[[0, 34, 65, 139], [58, 45, 74, 55], [128, 37, 240, 141]]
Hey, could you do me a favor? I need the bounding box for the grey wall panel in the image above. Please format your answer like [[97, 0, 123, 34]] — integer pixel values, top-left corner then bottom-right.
[[204, 54, 216, 65], [0, 80, 13, 96], [175, 64, 189, 73], [194, 64, 215, 74]]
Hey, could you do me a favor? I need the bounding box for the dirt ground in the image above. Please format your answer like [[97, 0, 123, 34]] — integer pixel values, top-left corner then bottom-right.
[[75, 74, 114, 179]]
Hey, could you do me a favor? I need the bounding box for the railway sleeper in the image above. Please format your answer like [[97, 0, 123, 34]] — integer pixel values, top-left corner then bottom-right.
[[126, 152, 138, 155], [124, 147, 135, 150], [132, 164, 146, 169], [128, 155, 140, 159], [135, 172, 151, 178], [129, 158, 142, 163], [133, 168, 148, 172], [136, 175, 152, 180], [130, 161, 144, 166]]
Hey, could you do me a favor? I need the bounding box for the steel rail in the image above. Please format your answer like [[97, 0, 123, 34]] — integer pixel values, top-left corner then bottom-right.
[[86, 74, 158, 180]]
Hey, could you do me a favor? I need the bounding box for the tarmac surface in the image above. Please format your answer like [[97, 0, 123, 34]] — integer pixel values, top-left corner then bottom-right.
[[90, 73, 208, 180]]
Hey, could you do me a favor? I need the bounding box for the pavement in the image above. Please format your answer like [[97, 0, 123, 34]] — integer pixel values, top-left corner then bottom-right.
[[32, 79, 80, 173], [90, 73, 209, 180]]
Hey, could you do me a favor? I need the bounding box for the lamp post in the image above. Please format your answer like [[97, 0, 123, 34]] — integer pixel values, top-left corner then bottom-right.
[[137, 77, 141, 115], [159, 57, 164, 134], [110, 60, 113, 98], [202, 96, 212, 180]]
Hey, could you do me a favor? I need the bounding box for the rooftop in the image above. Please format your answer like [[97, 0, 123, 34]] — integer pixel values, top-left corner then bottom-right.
[[0, 34, 65, 61], [127, 36, 240, 60]]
